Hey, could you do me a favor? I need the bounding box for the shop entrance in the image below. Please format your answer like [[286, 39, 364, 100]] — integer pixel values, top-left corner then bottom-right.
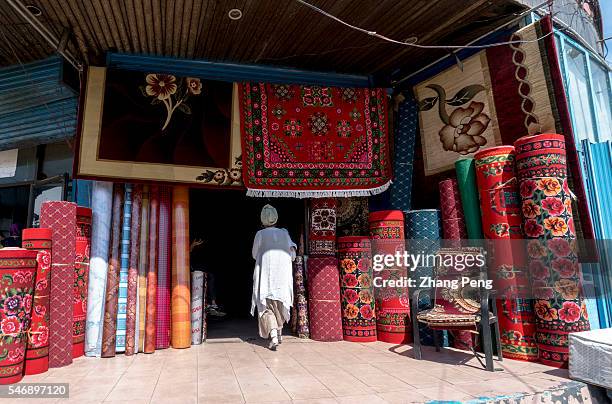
[[189, 188, 304, 340]]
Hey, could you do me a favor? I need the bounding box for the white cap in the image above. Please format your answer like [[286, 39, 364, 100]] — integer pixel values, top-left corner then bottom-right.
[[261, 204, 278, 227]]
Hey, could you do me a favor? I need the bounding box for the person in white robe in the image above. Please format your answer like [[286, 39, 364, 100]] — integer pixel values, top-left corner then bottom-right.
[[251, 204, 296, 350]]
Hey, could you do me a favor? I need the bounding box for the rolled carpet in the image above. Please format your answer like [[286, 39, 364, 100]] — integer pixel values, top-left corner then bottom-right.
[[437, 180, 475, 350], [308, 198, 337, 256], [85, 181, 113, 357], [125, 185, 141, 356], [144, 186, 159, 353], [338, 237, 376, 342], [475, 146, 538, 362], [389, 95, 417, 212], [515, 134, 589, 367], [293, 256, 310, 339], [171, 185, 191, 349], [369, 210, 411, 344], [115, 184, 133, 353], [404, 209, 446, 347], [40, 201, 77, 368], [0, 248, 38, 384], [191, 271, 204, 345], [101, 183, 124, 358], [438, 179, 468, 241], [22, 228, 52, 375], [156, 186, 172, 349], [137, 185, 150, 352], [307, 256, 342, 342], [455, 158, 484, 239], [202, 273, 208, 342], [73, 207, 92, 358]]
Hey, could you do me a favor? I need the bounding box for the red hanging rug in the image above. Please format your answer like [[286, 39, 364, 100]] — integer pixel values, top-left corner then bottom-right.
[[337, 237, 376, 342], [368, 210, 412, 344], [474, 146, 538, 361], [514, 134, 590, 368], [21, 228, 52, 375], [239, 83, 392, 198], [0, 248, 38, 384]]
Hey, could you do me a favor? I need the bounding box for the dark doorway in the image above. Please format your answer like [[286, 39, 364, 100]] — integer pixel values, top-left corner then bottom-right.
[[189, 188, 304, 338]]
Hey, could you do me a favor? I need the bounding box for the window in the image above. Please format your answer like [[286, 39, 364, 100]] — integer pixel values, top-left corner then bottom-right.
[[563, 42, 597, 142], [590, 62, 612, 142]]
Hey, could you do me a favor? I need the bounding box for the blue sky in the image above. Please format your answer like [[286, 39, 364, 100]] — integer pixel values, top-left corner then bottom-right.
[[602, 1, 612, 60]]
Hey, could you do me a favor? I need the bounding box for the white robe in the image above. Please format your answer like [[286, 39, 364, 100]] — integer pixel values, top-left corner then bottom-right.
[[250, 227, 296, 322]]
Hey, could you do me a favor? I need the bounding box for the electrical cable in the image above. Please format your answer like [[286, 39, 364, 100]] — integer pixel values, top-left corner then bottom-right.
[[295, 0, 554, 50]]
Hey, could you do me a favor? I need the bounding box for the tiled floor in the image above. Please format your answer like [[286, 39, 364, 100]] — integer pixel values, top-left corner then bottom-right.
[[2, 334, 579, 404]]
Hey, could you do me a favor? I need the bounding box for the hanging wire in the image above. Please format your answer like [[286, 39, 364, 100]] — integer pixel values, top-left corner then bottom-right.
[[295, 0, 554, 50]]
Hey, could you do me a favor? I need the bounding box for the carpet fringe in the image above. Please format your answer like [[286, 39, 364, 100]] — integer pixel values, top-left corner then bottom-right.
[[245, 181, 392, 199]]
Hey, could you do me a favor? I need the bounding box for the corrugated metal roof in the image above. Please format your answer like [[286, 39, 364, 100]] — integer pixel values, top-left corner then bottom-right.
[[0, 56, 77, 151]]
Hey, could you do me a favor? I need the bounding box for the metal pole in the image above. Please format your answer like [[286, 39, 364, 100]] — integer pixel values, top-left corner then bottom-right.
[[5, 0, 82, 71]]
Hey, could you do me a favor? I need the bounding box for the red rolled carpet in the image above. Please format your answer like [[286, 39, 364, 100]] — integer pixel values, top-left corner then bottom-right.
[[0, 248, 38, 384], [438, 179, 475, 350], [337, 237, 376, 342], [368, 210, 411, 344], [125, 186, 141, 356], [156, 186, 172, 349], [474, 146, 538, 362], [40, 201, 77, 368], [101, 184, 123, 358], [307, 257, 342, 342], [73, 206, 92, 358], [308, 198, 337, 256], [21, 229, 52, 375], [515, 134, 590, 367], [144, 185, 159, 353], [171, 186, 191, 349]]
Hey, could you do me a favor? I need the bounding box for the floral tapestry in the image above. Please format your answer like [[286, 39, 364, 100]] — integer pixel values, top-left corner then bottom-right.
[[414, 52, 502, 176], [77, 67, 242, 187]]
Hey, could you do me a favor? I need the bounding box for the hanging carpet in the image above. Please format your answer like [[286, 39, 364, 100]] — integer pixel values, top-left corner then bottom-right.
[[239, 83, 391, 198]]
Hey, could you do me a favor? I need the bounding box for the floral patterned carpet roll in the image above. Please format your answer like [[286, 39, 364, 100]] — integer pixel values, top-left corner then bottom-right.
[[22, 229, 52, 375], [475, 146, 538, 362], [102, 184, 124, 358], [115, 184, 133, 353], [0, 248, 38, 384], [137, 185, 149, 352], [191, 271, 204, 345], [515, 134, 590, 367], [338, 237, 376, 342], [125, 186, 141, 356], [308, 198, 337, 256], [171, 186, 191, 349], [292, 256, 310, 339], [73, 207, 92, 358], [144, 185, 159, 354], [307, 257, 342, 342], [40, 201, 77, 367], [85, 181, 112, 357], [369, 210, 411, 344]]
